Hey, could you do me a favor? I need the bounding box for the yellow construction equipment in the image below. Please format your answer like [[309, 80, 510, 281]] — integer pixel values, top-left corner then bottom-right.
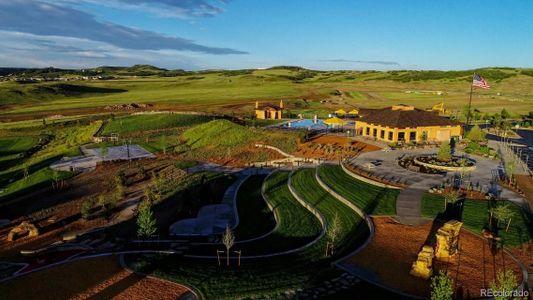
[[435, 220, 463, 260], [426, 102, 446, 115], [410, 245, 434, 279]]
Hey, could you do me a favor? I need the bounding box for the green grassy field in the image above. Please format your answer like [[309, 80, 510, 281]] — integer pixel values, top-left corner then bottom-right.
[[233, 175, 275, 240], [0, 121, 100, 203], [101, 113, 212, 135], [234, 171, 322, 253], [421, 193, 533, 247], [0, 136, 39, 170], [317, 164, 399, 215], [1, 68, 532, 120], [290, 168, 369, 257], [180, 119, 302, 163]]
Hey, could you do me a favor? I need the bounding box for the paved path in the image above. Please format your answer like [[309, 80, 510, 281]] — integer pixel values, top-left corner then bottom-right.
[[168, 167, 272, 236], [395, 188, 426, 225], [353, 147, 528, 225]]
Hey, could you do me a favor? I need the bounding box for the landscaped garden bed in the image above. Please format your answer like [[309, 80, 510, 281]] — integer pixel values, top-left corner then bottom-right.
[[421, 193, 533, 247], [413, 155, 476, 172], [123, 168, 373, 299], [397, 155, 445, 174], [343, 216, 524, 298]]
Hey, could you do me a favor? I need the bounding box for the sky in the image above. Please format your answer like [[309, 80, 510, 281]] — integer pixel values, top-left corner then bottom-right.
[[0, 0, 532, 70]]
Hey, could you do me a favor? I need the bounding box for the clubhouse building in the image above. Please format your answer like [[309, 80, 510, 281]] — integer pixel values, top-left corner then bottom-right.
[[255, 100, 284, 120], [355, 105, 462, 143]]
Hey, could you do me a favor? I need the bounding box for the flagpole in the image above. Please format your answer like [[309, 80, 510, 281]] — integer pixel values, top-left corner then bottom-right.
[[466, 73, 474, 127]]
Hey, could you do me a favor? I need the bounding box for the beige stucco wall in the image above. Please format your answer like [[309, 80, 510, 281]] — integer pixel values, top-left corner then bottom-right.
[[355, 121, 462, 143], [255, 109, 282, 120]]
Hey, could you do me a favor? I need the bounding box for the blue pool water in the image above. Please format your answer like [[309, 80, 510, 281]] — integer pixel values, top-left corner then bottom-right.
[[284, 119, 326, 129]]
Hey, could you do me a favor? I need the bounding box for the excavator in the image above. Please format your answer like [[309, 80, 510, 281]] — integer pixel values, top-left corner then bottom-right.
[[426, 102, 447, 115]]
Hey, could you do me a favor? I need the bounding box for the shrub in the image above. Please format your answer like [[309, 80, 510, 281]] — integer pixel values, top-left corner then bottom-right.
[[137, 200, 157, 238], [80, 198, 94, 220], [437, 143, 452, 162], [431, 271, 454, 300], [466, 125, 486, 142], [489, 269, 519, 300]]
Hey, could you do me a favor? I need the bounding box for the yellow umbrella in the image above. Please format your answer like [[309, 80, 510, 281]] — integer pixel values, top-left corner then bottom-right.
[[348, 109, 359, 115], [334, 109, 347, 115], [324, 117, 347, 126]]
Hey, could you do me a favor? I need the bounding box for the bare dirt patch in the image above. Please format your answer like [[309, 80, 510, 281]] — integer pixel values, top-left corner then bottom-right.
[[345, 217, 523, 298], [0, 158, 183, 259], [0, 256, 191, 300]]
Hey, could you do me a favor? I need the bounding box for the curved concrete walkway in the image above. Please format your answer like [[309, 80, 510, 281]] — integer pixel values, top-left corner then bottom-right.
[[351, 148, 528, 225]]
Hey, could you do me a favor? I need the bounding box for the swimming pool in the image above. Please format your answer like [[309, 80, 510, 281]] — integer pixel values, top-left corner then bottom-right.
[[284, 119, 326, 129]]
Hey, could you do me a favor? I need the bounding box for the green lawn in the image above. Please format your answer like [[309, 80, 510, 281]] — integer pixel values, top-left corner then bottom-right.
[[317, 164, 399, 215], [0, 122, 100, 204], [421, 193, 533, 247], [124, 168, 372, 299], [0, 136, 39, 170], [235, 171, 322, 254], [0, 136, 38, 155], [188, 171, 322, 255], [181, 119, 301, 162], [233, 175, 275, 241], [290, 168, 370, 258], [101, 113, 212, 135]]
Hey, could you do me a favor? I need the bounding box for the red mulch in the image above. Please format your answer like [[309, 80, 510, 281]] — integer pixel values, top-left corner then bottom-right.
[[345, 217, 524, 298]]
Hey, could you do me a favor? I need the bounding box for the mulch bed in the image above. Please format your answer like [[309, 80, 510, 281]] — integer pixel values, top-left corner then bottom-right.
[[345, 217, 524, 298], [0, 256, 191, 300], [296, 135, 380, 160]]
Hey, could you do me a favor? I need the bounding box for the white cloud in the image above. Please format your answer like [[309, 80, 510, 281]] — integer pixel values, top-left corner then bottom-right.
[[0, 0, 246, 54], [0, 30, 203, 69]]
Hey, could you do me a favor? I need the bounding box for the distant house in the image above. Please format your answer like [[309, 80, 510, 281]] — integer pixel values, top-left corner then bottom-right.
[[355, 104, 462, 143], [255, 100, 283, 120]]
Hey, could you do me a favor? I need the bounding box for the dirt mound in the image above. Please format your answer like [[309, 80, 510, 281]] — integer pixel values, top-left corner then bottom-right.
[[104, 103, 153, 110]]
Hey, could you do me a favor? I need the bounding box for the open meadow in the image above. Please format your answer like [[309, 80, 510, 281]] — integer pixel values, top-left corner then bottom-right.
[[1, 67, 533, 121]]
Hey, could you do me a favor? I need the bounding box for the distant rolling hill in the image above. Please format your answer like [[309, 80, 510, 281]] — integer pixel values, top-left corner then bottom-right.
[[0, 66, 532, 120]]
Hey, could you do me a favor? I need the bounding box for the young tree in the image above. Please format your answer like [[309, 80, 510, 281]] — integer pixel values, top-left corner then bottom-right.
[[326, 212, 341, 256], [136, 163, 146, 179], [500, 108, 510, 119], [100, 143, 108, 160], [461, 105, 471, 121], [80, 198, 94, 220], [437, 142, 452, 162], [97, 194, 107, 210], [222, 225, 235, 266], [443, 190, 460, 210], [490, 204, 514, 231], [144, 187, 156, 203], [430, 271, 454, 300], [489, 269, 518, 300], [504, 159, 516, 184], [137, 199, 157, 238], [466, 125, 487, 142]]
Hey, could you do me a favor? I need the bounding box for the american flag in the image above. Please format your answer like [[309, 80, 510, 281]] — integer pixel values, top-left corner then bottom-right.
[[472, 73, 490, 89]]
